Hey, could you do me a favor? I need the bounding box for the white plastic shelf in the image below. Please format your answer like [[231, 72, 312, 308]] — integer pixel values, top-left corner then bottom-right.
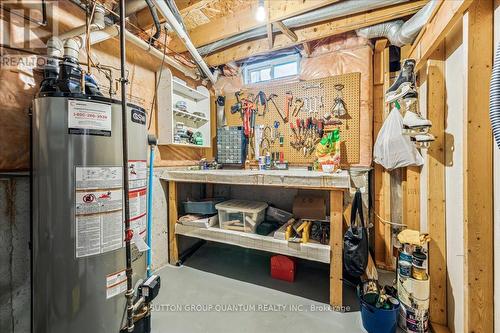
[[173, 108, 209, 123], [175, 223, 331, 263], [173, 80, 209, 102]]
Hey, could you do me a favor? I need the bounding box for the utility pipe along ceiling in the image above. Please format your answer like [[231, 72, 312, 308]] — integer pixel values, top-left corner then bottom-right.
[[59, 0, 435, 84], [195, 0, 412, 56], [62, 0, 200, 80]]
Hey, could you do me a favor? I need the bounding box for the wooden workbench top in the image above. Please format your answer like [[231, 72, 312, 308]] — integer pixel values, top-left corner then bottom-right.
[[160, 168, 350, 189]]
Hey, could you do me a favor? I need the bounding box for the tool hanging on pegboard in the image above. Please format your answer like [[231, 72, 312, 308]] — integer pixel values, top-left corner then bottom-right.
[[224, 73, 361, 165]]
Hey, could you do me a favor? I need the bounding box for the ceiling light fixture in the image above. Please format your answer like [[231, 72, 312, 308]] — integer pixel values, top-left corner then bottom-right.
[[256, 0, 266, 22]]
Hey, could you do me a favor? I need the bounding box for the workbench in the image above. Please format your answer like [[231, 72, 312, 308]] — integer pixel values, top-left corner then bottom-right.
[[160, 168, 350, 309]]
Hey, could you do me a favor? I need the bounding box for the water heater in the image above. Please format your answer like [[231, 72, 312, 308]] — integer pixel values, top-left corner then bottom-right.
[[32, 92, 150, 332]]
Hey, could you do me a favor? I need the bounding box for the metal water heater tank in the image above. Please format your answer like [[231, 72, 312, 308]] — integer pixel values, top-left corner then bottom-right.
[[32, 92, 149, 333]]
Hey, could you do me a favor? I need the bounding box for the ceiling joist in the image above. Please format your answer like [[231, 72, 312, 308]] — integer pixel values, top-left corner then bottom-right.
[[165, 0, 341, 52], [273, 21, 298, 42], [203, 0, 429, 66]]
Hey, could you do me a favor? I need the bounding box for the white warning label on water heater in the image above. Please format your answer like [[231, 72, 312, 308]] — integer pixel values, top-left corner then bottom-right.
[[128, 160, 148, 190], [75, 166, 124, 258], [68, 100, 112, 137], [106, 270, 127, 299]]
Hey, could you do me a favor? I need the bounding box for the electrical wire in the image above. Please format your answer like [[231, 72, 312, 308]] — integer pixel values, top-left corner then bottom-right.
[[147, 26, 168, 130], [83, 0, 194, 64], [373, 210, 407, 228]]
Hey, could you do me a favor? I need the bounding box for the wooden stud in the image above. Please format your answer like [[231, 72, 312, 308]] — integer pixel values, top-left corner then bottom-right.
[[267, 23, 273, 49], [168, 181, 179, 265], [302, 42, 312, 57], [426, 45, 447, 326], [273, 21, 298, 42], [330, 190, 343, 308], [464, 0, 494, 332], [430, 322, 451, 333], [409, 0, 474, 70], [373, 39, 390, 268], [403, 166, 421, 231]]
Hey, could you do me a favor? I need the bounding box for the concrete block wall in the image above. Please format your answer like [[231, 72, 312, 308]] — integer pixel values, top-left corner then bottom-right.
[[0, 176, 30, 333]]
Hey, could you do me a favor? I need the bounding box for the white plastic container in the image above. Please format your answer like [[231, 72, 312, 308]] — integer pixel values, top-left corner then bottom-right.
[[215, 200, 268, 233]]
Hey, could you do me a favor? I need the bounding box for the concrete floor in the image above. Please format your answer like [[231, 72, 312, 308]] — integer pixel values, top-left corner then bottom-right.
[[151, 241, 372, 333]]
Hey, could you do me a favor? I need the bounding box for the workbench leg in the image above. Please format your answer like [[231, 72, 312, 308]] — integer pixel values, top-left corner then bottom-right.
[[330, 190, 344, 310], [168, 181, 179, 265]]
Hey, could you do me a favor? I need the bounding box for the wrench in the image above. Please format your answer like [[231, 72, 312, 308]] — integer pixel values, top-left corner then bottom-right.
[[302, 82, 324, 90]]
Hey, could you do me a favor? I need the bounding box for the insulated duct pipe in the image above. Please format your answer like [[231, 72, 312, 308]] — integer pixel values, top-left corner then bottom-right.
[[152, 0, 216, 84], [196, 0, 409, 56], [356, 0, 438, 47]]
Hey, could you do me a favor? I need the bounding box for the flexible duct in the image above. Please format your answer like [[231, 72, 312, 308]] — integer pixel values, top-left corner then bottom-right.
[[197, 0, 409, 56], [490, 43, 500, 148], [355, 0, 438, 47]]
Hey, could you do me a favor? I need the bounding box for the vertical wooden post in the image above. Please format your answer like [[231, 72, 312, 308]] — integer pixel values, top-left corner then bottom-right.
[[401, 42, 421, 233], [330, 190, 344, 309], [168, 181, 179, 265], [373, 39, 393, 269], [426, 44, 447, 326], [403, 166, 421, 230], [464, 0, 493, 331]]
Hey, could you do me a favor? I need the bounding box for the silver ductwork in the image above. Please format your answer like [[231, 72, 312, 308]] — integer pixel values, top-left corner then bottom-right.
[[152, 0, 216, 83], [356, 0, 438, 47], [197, 0, 410, 56]]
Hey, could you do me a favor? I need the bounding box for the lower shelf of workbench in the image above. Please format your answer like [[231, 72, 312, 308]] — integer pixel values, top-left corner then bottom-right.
[[175, 223, 330, 264]]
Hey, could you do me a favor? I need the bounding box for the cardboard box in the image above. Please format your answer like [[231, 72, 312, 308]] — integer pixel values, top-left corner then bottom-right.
[[292, 195, 326, 220]]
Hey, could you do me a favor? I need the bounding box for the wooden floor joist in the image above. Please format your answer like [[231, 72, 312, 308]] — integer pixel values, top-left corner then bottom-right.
[[204, 0, 429, 66]]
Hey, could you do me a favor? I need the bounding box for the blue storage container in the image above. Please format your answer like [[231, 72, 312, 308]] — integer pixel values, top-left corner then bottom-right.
[[360, 297, 400, 333]]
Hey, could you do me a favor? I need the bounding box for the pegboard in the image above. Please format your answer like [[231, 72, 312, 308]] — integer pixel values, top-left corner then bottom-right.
[[224, 73, 361, 165]]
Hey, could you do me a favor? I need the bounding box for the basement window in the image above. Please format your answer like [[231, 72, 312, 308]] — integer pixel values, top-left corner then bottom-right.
[[243, 54, 301, 84]]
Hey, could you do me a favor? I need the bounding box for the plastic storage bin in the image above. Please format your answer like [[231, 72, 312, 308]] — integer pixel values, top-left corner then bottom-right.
[[360, 297, 400, 333], [182, 198, 224, 215], [215, 200, 268, 233]]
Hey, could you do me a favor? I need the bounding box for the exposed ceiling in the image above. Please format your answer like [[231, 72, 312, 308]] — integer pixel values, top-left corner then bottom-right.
[[180, 0, 249, 30], [131, 0, 430, 66]]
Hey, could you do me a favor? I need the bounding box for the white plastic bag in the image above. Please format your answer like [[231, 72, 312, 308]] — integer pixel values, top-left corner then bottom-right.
[[373, 107, 424, 170]]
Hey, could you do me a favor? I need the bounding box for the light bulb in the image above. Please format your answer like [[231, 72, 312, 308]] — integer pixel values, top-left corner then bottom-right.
[[256, 5, 266, 22]]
